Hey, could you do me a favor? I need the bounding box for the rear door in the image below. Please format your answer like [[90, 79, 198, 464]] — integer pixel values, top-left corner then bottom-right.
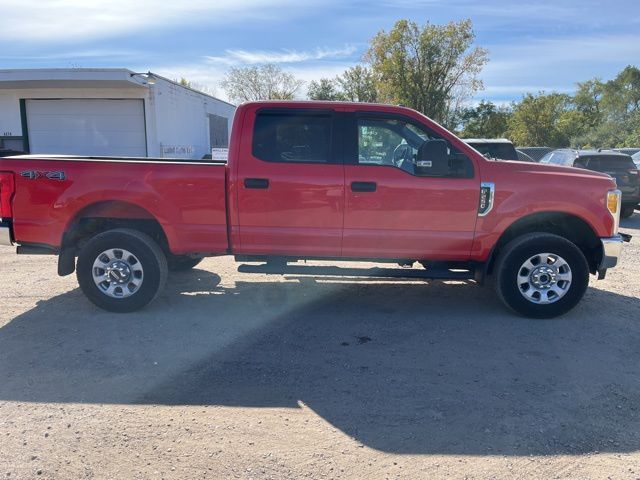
[[342, 112, 480, 260], [234, 107, 344, 257]]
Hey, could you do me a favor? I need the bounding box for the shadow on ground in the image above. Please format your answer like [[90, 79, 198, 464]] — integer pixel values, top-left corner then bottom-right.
[[1, 268, 639, 456]]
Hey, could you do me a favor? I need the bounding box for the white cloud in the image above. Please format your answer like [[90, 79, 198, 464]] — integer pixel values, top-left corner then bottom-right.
[[204, 46, 357, 66], [0, 0, 325, 42]]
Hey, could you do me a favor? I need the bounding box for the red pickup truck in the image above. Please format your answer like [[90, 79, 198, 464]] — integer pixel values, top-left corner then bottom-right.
[[0, 101, 627, 318]]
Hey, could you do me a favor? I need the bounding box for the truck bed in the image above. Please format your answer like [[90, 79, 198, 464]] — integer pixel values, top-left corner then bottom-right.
[[0, 155, 229, 255]]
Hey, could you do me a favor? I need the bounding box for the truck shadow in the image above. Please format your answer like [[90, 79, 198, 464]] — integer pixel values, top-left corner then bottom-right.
[[1, 268, 639, 456], [621, 214, 640, 230]]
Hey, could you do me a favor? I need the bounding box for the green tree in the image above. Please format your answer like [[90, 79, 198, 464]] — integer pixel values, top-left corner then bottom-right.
[[221, 64, 304, 103], [572, 66, 640, 147], [507, 93, 574, 147], [308, 78, 345, 101], [337, 65, 378, 103], [458, 101, 511, 138], [365, 19, 488, 127]]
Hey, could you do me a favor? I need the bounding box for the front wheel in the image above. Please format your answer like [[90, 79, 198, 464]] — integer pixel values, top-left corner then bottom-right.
[[494, 233, 589, 319], [621, 206, 635, 219], [76, 228, 168, 313]]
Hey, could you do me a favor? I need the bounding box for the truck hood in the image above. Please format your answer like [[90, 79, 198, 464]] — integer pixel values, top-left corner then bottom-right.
[[488, 159, 614, 182]]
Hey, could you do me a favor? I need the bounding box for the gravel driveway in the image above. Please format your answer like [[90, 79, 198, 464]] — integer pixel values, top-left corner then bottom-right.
[[1, 217, 639, 479]]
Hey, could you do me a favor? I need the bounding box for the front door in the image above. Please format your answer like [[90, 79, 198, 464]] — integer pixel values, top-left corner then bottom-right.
[[343, 113, 480, 260], [235, 108, 344, 257]]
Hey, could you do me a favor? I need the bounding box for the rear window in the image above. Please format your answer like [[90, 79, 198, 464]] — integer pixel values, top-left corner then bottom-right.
[[581, 156, 636, 171], [252, 112, 332, 163], [468, 142, 519, 161]]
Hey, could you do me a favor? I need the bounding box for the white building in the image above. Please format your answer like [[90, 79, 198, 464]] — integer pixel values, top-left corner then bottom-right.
[[0, 68, 235, 159]]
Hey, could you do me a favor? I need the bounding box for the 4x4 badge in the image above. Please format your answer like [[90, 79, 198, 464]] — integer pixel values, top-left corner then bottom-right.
[[20, 171, 66, 181]]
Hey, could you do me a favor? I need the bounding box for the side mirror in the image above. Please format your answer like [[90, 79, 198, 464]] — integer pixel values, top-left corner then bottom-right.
[[415, 139, 449, 176]]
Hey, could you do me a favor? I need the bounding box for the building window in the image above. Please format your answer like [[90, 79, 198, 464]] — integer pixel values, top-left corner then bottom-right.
[[209, 114, 229, 149]]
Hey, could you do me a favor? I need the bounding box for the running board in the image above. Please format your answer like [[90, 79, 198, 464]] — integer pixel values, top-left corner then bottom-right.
[[237, 263, 475, 280]]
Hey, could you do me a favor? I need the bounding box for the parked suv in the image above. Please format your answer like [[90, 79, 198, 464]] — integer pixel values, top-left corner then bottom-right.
[[541, 149, 639, 218]]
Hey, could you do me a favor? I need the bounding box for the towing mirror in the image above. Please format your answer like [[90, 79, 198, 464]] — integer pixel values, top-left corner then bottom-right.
[[415, 139, 450, 176]]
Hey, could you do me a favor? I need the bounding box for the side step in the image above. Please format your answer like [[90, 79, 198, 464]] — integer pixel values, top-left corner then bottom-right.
[[237, 263, 475, 281]]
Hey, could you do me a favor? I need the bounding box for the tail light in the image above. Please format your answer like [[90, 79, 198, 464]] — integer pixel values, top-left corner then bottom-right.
[[629, 169, 639, 183], [0, 172, 15, 219]]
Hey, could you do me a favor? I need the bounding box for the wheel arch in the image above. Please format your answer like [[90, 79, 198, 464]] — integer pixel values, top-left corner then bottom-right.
[[58, 200, 170, 276], [486, 211, 602, 275]]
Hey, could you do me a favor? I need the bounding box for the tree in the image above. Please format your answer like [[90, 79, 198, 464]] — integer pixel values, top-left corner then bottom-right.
[[365, 19, 488, 127], [308, 78, 345, 101], [337, 65, 377, 103], [221, 64, 304, 103], [507, 93, 574, 147], [571, 66, 640, 147], [458, 101, 511, 138]]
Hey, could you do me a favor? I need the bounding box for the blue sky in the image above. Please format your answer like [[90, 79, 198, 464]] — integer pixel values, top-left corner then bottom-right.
[[1, 0, 639, 104]]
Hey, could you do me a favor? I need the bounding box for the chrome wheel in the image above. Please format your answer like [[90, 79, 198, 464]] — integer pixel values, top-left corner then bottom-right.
[[92, 248, 144, 298], [517, 253, 572, 305]]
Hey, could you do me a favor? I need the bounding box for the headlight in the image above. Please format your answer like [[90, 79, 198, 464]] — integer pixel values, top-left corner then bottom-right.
[[607, 189, 622, 234]]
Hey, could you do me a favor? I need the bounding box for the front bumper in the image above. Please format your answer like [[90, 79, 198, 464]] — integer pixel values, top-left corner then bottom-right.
[[0, 221, 13, 246], [598, 234, 630, 276]]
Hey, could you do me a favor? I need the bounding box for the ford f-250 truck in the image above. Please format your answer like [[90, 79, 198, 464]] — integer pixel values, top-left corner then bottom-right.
[[0, 101, 628, 318]]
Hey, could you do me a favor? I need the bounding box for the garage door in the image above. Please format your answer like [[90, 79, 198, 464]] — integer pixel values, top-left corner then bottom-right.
[[26, 99, 147, 157]]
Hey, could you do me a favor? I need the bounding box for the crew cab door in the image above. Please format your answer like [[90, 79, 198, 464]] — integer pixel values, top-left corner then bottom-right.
[[234, 107, 344, 256], [342, 112, 480, 260]]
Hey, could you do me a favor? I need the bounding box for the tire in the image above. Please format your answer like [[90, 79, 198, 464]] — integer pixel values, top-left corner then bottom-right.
[[167, 254, 203, 272], [76, 228, 168, 313], [494, 233, 589, 319], [621, 206, 635, 219]]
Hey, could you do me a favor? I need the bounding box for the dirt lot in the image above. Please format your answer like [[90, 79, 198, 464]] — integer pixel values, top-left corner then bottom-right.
[[1, 217, 639, 480]]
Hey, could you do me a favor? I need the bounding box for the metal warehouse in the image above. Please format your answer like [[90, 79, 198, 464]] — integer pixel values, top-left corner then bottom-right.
[[0, 68, 235, 159]]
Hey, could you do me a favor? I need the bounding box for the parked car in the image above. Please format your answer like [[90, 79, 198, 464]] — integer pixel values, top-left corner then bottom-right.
[[633, 151, 640, 169], [540, 149, 639, 218], [0, 101, 628, 318], [463, 138, 522, 161], [613, 148, 640, 157], [516, 147, 554, 162]]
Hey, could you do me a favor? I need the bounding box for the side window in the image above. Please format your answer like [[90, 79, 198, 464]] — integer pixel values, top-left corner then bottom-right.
[[358, 120, 410, 166], [356, 117, 473, 178], [252, 112, 332, 163]]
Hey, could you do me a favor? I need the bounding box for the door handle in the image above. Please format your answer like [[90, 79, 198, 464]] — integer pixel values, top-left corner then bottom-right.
[[244, 178, 270, 189], [351, 181, 377, 192]]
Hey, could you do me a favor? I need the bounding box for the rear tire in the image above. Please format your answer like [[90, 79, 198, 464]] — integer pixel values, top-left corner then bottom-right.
[[494, 233, 589, 319], [76, 228, 168, 313], [167, 254, 203, 271], [621, 206, 635, 219]]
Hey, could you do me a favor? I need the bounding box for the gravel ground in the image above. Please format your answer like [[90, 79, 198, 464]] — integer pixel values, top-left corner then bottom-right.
[[1, 216, 639, 479]]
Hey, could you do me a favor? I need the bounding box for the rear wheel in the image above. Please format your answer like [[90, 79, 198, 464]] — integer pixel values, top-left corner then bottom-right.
[[167, 254, 203, 271], [494, 233, 589, 319], [76, 228, 168, 313], [621, 206, 635, 219]]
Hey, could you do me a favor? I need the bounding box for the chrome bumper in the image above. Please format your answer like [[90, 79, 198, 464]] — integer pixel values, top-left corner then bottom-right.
[[598, 235, 626, 272], [0, 222, 13, 246]]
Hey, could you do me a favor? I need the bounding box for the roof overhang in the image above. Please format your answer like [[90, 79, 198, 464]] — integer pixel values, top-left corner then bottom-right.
[[0, 68, 148, 90]]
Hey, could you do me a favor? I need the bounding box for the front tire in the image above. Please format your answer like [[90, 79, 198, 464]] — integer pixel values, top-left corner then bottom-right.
[[494, 233, 589, 319], [621, 206, 635, 219], [76, 229, 168, 313]]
